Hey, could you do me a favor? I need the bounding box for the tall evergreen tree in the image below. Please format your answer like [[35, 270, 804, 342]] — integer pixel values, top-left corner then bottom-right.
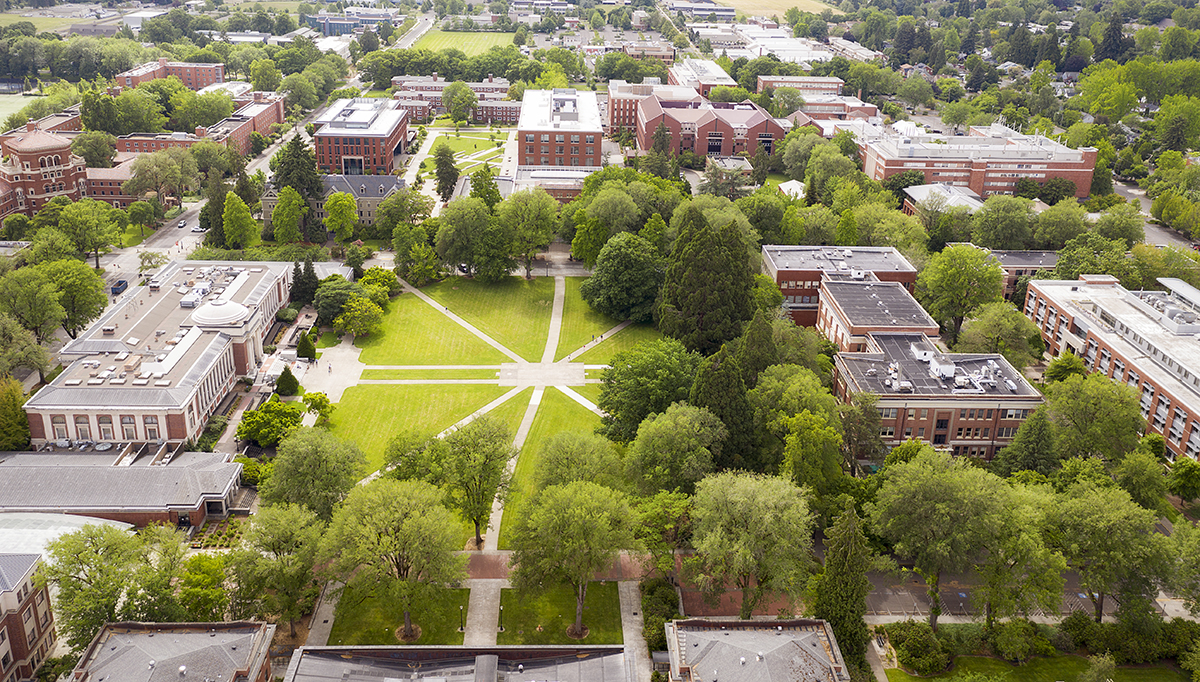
[[0, 376, 30, 451], [656, 206, 754, 355], [651, 121, 672, 155], [201, 177, 228, 249], [1008, 25, 1034, 67], [734, 310, 778, 389], [292, 258, 319, 306], [1096, 12, 1130, 64], [835, 209, 858, 246], [274, 136, 321, 241], [434, 142, 460, 202], [689, 346, 758, 471], [960, 23, 977, 55], [812, 502, 875, 668], [990, 407, 1058, 477]]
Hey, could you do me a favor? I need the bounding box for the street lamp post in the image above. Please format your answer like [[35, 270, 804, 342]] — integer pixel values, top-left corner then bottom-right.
[[499, 605, 505, 632], [459, 605, 464, 632]]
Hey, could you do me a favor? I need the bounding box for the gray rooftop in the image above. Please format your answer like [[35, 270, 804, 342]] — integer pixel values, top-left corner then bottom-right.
[[0, 513, 132, 559], [0, 553, 38, 592], [989, 249, 1058, 270], [517, 89, 603, 133], [323, 174, 406, 198], [0, 450, 241, 513], [837, 333, 1041, 398], [314, 98, 408, 138], [77, 622, 274, 682], [668, 620, 848, 682], [284, 646, 629, 682], [822, 280, 937, 328], [762, 245, 916, 275]]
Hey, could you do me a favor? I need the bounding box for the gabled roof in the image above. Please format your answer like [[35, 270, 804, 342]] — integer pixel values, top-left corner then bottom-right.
[[0, 553, 38, 592]]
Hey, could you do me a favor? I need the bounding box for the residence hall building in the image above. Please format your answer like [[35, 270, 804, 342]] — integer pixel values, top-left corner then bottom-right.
[[635, 96, 788, 157], [756, 74, 844, 95], [817, 277, 940, 352], [0, 554, 55, 682], [862, 123, 1096, 200], [313, 98, 410, 175], [668, 58, 737, 97], [517, 89, 604, 169], [834, 332, 1044, 460], [664, 619, 850, 682], [1024, 275, 1200, 461], [114, 92, 286, 158], [0, 123, 88, 220], [0, 447, 242, 529], [115, 58, 225, 89], [606, 78, 701, 131], [24, 261, 292, 447], [262, 175, 407, 229], [762, 245, 919, 326], [623, 42, 676, 65], [73, 622, 275, 682]]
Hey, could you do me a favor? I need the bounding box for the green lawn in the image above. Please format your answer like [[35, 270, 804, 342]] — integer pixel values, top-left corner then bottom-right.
[[315, 332, 341, 348], [119, 223, 152, 248], [414, 29, 517, 56], [431, 133, 502, 156], [328, 582, 469, 646], [497, 583, 623, 645], [571, 383, 603, 406], [762, 172, 791, 189], [575, 323, 663, 365], [424, 276, 554, 362], [499, 387, 601, 549], [331, 384, 512, 473], [0, 13, 76, 31], [484, 386, 533, 438], [363, 89, 390, 98], [356, 291, 509, 365], [0, 94, 33, 120], [554, 277, 622, 361], [360, 368, 500, 380], [884, 656, 1190, 682]]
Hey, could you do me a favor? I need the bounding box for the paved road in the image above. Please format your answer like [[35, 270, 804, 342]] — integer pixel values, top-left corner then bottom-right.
[[1113, 179, 1192, 248], [395, 14, 435, 49]]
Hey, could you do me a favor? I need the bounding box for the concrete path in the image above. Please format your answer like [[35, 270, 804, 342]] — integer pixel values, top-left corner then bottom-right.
[[297, 336, 365, 403], [619, 581, 652, 682], [542, 276, 566, 363], [463, 579, 509, 646], [557, 385, 603, 416], [559, 320, 633, 362], [305, 581, 342, 646], [483, 386, 544, 551]]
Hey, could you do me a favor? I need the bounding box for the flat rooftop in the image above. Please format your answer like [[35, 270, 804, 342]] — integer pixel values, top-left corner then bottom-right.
[[823, 280, 937, 328], [77, 622, 274, 682], [837, 333, 1041, 398], [284, 647, 629, 682], [28, 261, 287, 409], [763, 245, 916, 275], [989, 249, 1058, 270], [0, 513, 132, 559], [0, 449, 241, 513], [314, 98, 408, 137], [517, 88, 603, 132], [1031, 277, 1200, 403], [869, 123, 1091, 162], [904, 184, 985, 212], [670, 58, 737, 85]]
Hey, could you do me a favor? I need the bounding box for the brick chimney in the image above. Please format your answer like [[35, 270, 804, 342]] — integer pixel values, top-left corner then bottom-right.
[[25, 121, 36, 132], [488, 73, 493, 82], [432, 72, 438, 81], [158, 57, 168, 67], [195, 127, 207, 137]]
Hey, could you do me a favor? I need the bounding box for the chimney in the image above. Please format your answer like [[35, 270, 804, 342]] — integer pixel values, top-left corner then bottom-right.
[[432, 72, 438, 81], [195, 126, 208, 137], [25, 121, 35, 132], [488, 73, 493, 82], [159, 57, 168, 67]]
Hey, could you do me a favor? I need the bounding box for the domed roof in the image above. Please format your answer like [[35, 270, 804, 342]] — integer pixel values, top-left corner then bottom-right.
[[191, 299, 249, 325]]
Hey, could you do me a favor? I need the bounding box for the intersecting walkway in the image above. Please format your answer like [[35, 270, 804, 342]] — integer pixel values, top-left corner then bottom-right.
[[301, 276, 651, 681]]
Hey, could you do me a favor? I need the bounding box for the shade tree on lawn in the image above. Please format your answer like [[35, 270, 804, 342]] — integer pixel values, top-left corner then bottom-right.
[[533, 431, 625, 492], [580, 232, 664, 323], [624, 402, 725, 496], [509, 480, 637, 637], [322, 478, 467, 641], [226, 503, 324, 635], [597, 338, 700, 443], [260, 427, 366, 522]]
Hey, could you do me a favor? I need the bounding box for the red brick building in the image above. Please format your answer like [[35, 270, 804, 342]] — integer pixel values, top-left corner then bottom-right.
[[606, 78, 701, 132], [761, 245, 918, 326], [636, 96, 789, 159], [84, 163, 136, 209], [116, 57, 225, 90], [0, 123, 88, 220], [517, 89, 604, 169], [863, 123, 1097, 200], [114, 93, 285, 157], [314, 98, 410, 175], [756, 74, 844, 95], [817, 278, 939, 352], [0, 554, 56, 682], [623, 42, 675, 65]]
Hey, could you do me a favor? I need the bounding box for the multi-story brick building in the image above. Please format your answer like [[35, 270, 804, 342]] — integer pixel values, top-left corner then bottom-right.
[[517, 89, 604, 170], [635, 96, 789, 158], [791, 94, 877, 120], [817, 277, 940, 352], [115, 57, 225, 90], [862, 123, 1096, 199], [0, 554, 55, 682], [623, 42, 675, 65], [756, 74, 844, 94], [761, 245, 918, 326], [1024, 274, 1200, 460], [668, 58, 737, 97], [24, 261, 295, 447], [84, 163, 136, 209], [390, 73, 510, 97], [606, 78, 701, 132], [951, 241, 1057, 300], [313, 98, 410, 175], [2, 106, 81, 136], [392, 97, 434, 123], [114, 93, 285, 157], [0, 123, 88, 220], [262, 175, 408, 229], [835, 332, 1043, 460], [74, 622, 275, 682]]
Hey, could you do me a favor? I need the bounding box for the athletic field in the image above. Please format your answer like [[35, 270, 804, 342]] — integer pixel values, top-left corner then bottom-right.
[[414, 29, 516, 56], [716, 0, 829, 16]]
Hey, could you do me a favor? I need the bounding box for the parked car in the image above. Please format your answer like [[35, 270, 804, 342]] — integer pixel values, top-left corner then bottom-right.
[[177, 220, 187, 228]]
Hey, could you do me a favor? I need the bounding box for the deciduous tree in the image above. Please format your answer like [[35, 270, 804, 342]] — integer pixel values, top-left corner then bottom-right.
[[500, 188, 558, 278], [509, 480, 636, 636], [990, 407, 1057, 477], [230, 503, 324, 635], [0, 268, 65, 345], [0, 312, 48, 380], [260, 427, 366, 521], [533, 431, 624, 491], [323, 191, 357, 242], [954, 301, 1044, 369], [579, 233, 663, 322], [917, 243, 1003, 343], [235, 399, 304, 447], [1045, 373, 1144, 463], [690, 472, 815, 619], [272, 186, 307, 244], [626, 402, 724, 495], [0, 375, 30, 450], [40, 524, 141, 650], [222, 192, 256, 249], [37, 259, 107, 339], [598, 338, 700, 442], [71, 130, 116, 168], [323, 479, 467, 640]]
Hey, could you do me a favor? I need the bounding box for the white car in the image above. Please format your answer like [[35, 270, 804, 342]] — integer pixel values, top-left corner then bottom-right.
[[191, 226, 207, 233], [177, 220, 187, 228]]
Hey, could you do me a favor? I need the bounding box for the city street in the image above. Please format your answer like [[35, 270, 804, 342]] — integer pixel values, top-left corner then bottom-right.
[[1113, 179, 1192, 248]]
